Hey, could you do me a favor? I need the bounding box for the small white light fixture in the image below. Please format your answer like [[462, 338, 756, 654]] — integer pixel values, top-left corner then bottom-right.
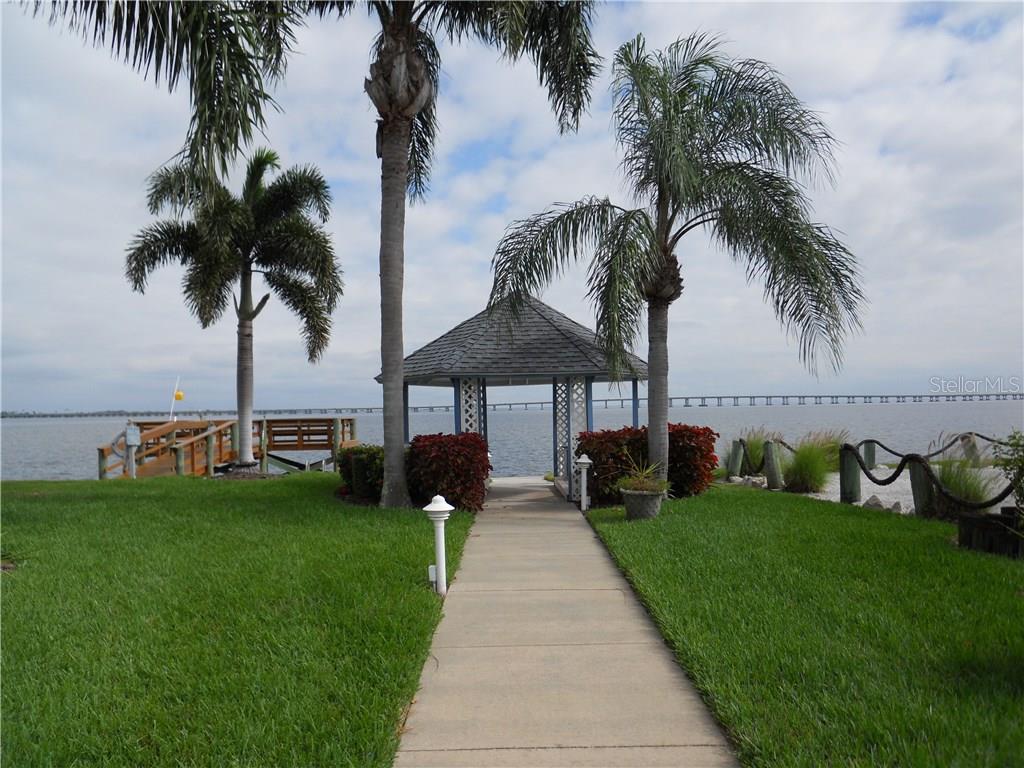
[[575, 454, 593, 512], [423, 495, 454, 596]]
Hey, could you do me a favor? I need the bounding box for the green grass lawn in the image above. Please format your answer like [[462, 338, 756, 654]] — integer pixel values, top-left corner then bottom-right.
[[590, 485, 1024, 768], [1, 473, 472, 767]]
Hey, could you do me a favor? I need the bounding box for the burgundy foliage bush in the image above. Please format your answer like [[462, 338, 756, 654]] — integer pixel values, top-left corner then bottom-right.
[[407, 432, 492, 512], [576, 424, 718, 505]]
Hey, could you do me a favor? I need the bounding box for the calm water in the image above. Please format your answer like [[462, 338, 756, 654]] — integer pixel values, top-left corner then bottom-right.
[[2, 400, 1021, 481]]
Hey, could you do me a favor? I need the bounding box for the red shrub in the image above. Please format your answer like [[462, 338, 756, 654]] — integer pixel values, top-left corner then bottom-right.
[[666, 424, 718, 497], [576, 423, 718, 505], [407, 433, 492, 512]]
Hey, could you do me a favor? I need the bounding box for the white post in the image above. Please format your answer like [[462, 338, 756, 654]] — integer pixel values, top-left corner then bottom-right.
[[423, 495, 454, 597], [125, 422, 141, 480], [576, 454, 593, 512]]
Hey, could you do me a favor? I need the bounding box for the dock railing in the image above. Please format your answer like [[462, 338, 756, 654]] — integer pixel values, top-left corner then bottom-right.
[[98, 417, 357, 479]]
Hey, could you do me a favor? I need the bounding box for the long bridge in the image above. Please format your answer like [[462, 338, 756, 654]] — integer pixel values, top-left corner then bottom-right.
[[36, 390, 1021, 421]]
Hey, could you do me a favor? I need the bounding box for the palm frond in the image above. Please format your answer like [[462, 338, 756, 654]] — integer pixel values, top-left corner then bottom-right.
[[254, 164, 332, 225], [585, 208, 659, 377], [42, 1, 302, 181], [407, 28, 440, 201], [242, 147, 281, 206], [254, 0, 301, 80], [513, 0, 601, 133], [489, 197, 627, 317], [303, 1, 357, 20], [181, 240, 238, 327], [688, 56, 837, 186], [255, 214, 343, 312], [706, 164, 863, 372], [431, 0, 601, 133], [125, 219, 199, 291], [263, 269, 333, 362], [192, 184, 252, 254], [146, 163, 207, 216]]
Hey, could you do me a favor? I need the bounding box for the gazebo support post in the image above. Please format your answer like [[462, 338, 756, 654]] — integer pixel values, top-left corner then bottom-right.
[[551, 377, 559, 481], [585, 377, 595, 431], [452, 377, 461, 434], [479, 380, 488, 442], [403, 383, 410, 444], [631, 378, 640, 428]]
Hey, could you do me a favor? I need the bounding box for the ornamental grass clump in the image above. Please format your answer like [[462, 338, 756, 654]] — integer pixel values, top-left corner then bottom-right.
[[929, 459, 997, 520], [784, 442, 829, 493], [921, 433, 997, 520], [738, 426, 784, 474], [800, 428, 849, 472]]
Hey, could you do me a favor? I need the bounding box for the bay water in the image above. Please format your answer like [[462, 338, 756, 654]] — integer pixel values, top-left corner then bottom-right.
[[2, 400, 1020, 481]]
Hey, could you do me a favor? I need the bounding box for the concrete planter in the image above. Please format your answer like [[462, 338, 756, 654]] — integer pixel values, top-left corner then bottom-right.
[[621, 489, 664, 521]]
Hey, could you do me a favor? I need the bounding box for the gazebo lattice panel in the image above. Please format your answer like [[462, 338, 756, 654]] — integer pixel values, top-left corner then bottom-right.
[[553, 380, 570, 478], [569, 377, 587, 500], [459, 377, 482, 435]]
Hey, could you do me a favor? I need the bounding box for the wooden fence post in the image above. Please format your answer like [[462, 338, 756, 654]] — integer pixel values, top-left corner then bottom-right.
[[764, 441, 784, 490], [862, 441, 876, 470], [126, 445, 137, 480], [840, 446, 861, 504], [206, 433, 216, 477], [332, 418, 342, 458], [97, 448, 108, 480], [174, 446, 185, 477], [909, 461, 934, 516], [259, 419, 269, 473], [960, 435, 980, 467], [727, 440, 743, 477]]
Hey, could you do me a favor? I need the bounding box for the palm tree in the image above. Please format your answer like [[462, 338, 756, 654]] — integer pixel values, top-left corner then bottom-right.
[[489, 34, 865, 479], [127, 148, 342, 466], [309, 1, 600, 506], [44, 1, 600, 507]]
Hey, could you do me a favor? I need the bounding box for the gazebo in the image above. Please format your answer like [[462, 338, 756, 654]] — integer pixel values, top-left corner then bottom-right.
[[380, 296, 648, 500]]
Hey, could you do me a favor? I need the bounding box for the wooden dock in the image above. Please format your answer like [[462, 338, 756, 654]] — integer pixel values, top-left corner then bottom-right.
[[97, 417, 358, 479]]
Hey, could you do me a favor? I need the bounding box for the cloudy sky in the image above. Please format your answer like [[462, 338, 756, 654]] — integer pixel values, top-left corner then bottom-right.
[[2, 2, 1022, 412]]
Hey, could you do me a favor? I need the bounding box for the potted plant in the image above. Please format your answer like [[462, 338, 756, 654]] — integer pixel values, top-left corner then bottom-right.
[[617, 457, 670, 521]]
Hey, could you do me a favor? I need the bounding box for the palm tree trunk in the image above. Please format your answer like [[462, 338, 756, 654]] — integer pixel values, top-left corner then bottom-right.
[[647, 297, 670, 480], [236, 267, 256, 466], [378, 117, 413, 507]]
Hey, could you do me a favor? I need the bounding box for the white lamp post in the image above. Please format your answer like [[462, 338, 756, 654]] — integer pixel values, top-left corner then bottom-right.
[[576, 454, 593, 512], [423, 495, 454, 596]]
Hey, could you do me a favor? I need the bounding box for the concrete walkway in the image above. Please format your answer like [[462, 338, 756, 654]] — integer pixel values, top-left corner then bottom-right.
[[395, 477, 737, 767]]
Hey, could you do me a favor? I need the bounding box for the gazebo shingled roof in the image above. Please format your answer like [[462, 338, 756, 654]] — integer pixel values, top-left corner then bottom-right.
[[380, 295, 648, 387]]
